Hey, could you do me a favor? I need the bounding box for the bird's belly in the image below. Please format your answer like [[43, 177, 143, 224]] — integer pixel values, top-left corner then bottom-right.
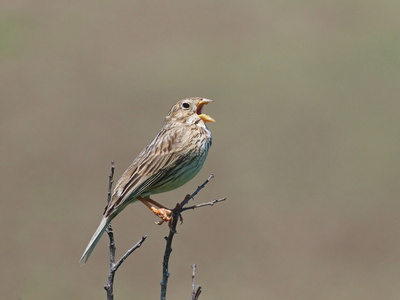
[[150, 151, 208, 195]]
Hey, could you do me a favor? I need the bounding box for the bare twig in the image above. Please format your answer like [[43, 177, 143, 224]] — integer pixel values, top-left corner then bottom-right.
[[104, 226, 116, 300], [182, 197, 227, 212], [191, 264, 202, 300], [160, 174, 226, 300], [104, 234, 147, 300], [112, 235, 147, 272], [160, 214, 178, 300], [103, 161, 148, 300], [180, 174, 215, 207]]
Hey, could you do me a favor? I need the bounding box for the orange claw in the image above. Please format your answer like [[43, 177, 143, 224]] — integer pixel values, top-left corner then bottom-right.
[[151, 207, 172, 225]]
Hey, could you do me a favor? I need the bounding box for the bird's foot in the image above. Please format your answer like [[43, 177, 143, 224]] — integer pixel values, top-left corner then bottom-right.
[[151, 207, 172, 225]]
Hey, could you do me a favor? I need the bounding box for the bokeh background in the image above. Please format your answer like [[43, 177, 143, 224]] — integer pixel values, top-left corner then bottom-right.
[[1, 1, 400, 299]]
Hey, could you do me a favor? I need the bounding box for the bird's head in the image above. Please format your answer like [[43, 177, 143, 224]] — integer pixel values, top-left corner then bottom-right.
[[165, 97, 215, 127]]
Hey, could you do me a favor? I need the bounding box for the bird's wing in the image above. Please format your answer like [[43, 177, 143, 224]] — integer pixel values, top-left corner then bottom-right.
[[104, 127, 186, 217]]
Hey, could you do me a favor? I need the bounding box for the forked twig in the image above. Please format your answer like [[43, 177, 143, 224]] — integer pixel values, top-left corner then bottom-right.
[[160, 174, 226, 300], [180, 174, 215, 206], [103, 161, 147, 300], [104, 234, 147, 300]]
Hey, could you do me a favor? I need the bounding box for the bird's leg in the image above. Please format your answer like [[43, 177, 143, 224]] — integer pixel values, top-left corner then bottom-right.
[[145, 198, 169, 209], [138, 196, 172, 225]]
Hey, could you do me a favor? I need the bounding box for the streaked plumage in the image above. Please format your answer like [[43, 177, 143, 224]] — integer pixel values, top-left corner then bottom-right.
[[80, 97, 214, 264]]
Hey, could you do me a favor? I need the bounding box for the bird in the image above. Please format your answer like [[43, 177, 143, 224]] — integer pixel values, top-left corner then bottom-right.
[[80, 97, 215, 264]]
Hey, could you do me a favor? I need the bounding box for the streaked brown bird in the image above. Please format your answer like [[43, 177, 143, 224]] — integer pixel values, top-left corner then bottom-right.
[[80, 97, 215, 263]]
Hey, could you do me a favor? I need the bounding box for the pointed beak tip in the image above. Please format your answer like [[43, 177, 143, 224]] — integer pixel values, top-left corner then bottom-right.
[[199, 114, 216, 122], [198, 98, 213, 106]]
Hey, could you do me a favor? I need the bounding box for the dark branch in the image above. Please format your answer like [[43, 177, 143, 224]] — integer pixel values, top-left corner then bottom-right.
[[103, 161, 147, 300], [111, 235, 148, 272], [160, 215, 178, 300], [160, 174, 226, 300], [180, 174, 214, 207], [104, 234, 147, 300]]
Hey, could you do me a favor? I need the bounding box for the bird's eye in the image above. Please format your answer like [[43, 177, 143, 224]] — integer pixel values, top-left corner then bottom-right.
[[182, 102, 190, 109]]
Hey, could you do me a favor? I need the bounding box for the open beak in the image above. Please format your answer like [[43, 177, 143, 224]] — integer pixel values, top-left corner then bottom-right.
[[196, 99, 216, 123]]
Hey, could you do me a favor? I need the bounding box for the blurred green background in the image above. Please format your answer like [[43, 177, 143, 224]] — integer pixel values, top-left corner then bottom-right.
[[1, 1, 400, 299]]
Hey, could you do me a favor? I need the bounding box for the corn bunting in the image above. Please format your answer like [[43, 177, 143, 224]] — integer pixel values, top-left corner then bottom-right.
[[80, 97, 215, 263]]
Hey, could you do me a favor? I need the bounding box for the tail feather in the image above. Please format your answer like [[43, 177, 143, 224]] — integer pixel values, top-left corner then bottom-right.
[[80, 217, 110, 264]]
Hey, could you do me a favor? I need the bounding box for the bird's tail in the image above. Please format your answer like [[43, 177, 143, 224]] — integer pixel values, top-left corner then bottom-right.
[[80, 216, 111, 264]]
